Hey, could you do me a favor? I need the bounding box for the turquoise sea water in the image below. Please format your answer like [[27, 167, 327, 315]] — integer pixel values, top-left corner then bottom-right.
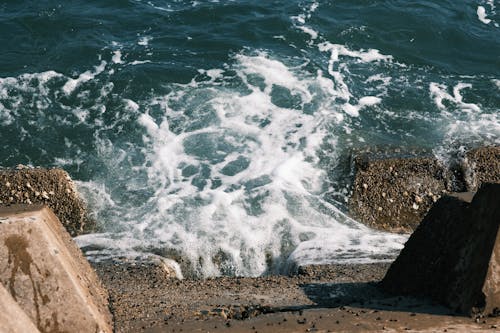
[[1, 0, 499, 276]]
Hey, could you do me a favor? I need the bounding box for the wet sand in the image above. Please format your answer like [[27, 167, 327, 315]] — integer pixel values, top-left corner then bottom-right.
[[93, 262, 500, 332]]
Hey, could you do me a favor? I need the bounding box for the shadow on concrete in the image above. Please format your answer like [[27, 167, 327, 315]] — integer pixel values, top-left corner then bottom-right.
[[296, 282, 458, 316]]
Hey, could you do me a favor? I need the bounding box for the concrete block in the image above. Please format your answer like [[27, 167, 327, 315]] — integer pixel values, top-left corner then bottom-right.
[[381, 183, 500, 316], [0, 167, 94, 236], [0, 205, 112, 332], [0, 283, 40, 333]]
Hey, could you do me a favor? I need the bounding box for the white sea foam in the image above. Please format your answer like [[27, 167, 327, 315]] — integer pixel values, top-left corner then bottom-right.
[[129, 60, 152, 65], [298, 26, 318, 40], [62, 61, 107, 95], [138, 36, 152, 46], [72, 49, 407, 277], [112, 50, 124, 64], [477, 6, 492, 24], [429, 82, 481, 113], [431, 81, 500, 160]]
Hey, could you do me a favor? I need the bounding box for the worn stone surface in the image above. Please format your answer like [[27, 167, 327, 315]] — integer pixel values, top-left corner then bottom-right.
[[380, 183, 500, 316], [0, 283, 41, 333], [0, 167, 93, 236], [348, 146, 500, 232], [93, 260, 500, 333], [0, 205, 112, 333], [463, 146, 500, 191], [349, 156, 448, 232]]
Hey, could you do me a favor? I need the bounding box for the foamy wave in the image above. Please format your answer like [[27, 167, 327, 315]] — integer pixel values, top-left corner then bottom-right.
[[62, 61, 107, 95], [70, 48, 407, 277]]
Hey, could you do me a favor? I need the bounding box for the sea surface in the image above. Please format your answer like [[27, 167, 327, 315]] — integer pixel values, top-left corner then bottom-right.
[[1, 0, 499, 276]]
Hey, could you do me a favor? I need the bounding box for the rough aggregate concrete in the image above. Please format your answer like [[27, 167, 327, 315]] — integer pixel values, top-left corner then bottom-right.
[[349, 146, 499, 232], [94, 261, 500, 332], [0, 167, 93, 236]]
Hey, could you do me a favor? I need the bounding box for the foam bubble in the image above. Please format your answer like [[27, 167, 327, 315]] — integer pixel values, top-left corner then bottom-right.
[[298, 26, 318, 40], [112, 50, 124, 64], [138, 36, 152, 46], [62, 61, 107, 95], [429, 82, 481, 113], [477, 6, 492, 24], [73, 49, 407, 277]]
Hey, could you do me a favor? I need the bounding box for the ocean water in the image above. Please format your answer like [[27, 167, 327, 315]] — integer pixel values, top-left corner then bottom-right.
[[0, 0, 498, 277]]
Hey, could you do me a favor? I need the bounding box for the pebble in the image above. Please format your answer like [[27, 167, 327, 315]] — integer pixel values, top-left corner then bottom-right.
[[412, 203, 419, 210], [362, 183, 368, 190], [414, 195, 422, 203], [5, 181, 10, 188], [377, 207, 383, 212]]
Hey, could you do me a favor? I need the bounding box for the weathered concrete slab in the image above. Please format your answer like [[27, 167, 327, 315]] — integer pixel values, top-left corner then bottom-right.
[[380, 183, 500, 316], [463, 146, 500, 191], [0, 283, 41, 333], [0, 167, 93, 236], [348, 146, 499, 232], [349, 156, 448, 232], [0, 205, 112, 332]]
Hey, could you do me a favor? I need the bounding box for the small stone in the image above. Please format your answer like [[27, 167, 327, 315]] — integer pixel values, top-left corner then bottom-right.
[[26, 199, 32, 204], [66, 188, 72, 194], [49, 190, 55, 195], [26, 182, 32, 189], [9, 197, 14, 202], [35, 191, 40, 197], [415, 195, 422, 203], [363, 183, 368, 190], [42, 191, 50, 199], [378, 207, 383, 212], [389, 166, 393, 172], [382, 192, 386, 198], [5, 182, 10, 188], [403, 191, 409, 196], [412, 203, 419, 210]]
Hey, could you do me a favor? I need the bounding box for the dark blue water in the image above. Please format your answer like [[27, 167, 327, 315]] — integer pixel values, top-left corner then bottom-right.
[[1, 0, 498, 276]]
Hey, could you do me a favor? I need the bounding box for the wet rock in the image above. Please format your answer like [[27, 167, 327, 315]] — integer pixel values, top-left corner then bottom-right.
[[0, 205, 112, 332], [462, 146, 500, 191], [0, 167, 93, 236], [380, 183, 500, 316], [349, 146, 499, 232], [349, 155, 448, 232]]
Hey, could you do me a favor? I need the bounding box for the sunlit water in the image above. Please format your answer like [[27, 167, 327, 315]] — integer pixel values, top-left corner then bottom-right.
[[1, 0, 498, 276]]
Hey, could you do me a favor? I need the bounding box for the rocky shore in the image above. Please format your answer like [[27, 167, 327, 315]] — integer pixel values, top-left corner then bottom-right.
[[0, 166, 93, 236], [0, 145, 499, 332], [94, 261, 499, 332], [349, 146, 499, 232]]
